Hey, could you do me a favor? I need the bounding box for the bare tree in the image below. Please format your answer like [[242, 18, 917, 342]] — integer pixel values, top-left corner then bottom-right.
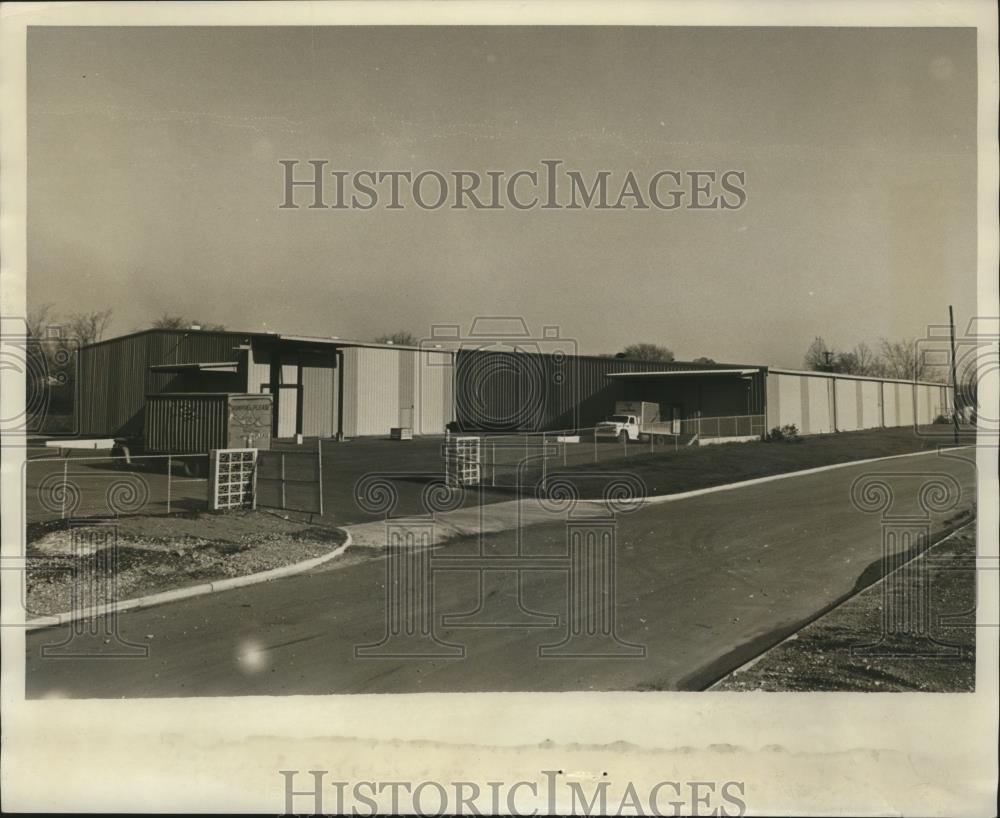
[[151, 314, 225, 331], [152, 314, 188, 330], [833, 342, 885, 376], [620, 342, 675, 362], [804, 336, 837, 371], [26, 303, 56, 339], [375, 331, 418, 346], [879, 338, 932, 380], [67, 309, 113, 346], [848, 341, 882, 376]]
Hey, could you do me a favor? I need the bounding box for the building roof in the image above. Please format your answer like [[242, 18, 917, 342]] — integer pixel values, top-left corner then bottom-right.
[[149, 361, 240, 373], [767, 367, 948, 388], [606, 369, 759, 378]]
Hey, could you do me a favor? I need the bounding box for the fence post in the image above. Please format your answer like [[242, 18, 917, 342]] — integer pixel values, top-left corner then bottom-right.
[[280, 452, 286, 509], [316, 443, 324, 517], [542, 431, 547, 484], [593, 429, 597, 463], [166, 455, 172, 515], [61, 459, 68, 520], [492, 441, 496, 487]]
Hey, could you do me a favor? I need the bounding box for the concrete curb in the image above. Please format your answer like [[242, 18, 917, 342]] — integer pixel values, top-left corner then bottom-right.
[[24, 530, 353, 631], [616, 444, 975, 508], [703, 519, 974, 691], [347, 445, 975, 547]]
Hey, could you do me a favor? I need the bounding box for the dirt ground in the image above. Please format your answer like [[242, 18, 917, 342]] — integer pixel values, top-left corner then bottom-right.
[[713, 520, 977, 692], [25, 510, 347, 617]]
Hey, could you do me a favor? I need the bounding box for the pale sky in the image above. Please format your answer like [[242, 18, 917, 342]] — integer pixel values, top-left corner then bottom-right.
[[27, 26, 976, 366]]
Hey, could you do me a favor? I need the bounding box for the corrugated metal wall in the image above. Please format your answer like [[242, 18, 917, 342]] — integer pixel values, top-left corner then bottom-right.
[[144, 394, 228, 453], [454, 352, 751, 432], [766, 371, 951, 434], [340, 346, 455, 437], [416, 350, 453, 435], [300, 358, 338, 438], [77, 330, 254, 437], [620, 371, 766, 419]]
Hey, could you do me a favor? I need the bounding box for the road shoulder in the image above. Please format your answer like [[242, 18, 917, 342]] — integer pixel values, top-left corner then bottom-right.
[[710, 519, 977, 692]]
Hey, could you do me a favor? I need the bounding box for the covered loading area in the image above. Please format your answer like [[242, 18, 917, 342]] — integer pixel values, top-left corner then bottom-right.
[[606, 368, 768, 441]]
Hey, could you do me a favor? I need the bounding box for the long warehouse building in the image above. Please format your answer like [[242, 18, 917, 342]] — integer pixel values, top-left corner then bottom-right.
[[72, 328, 952, 441]]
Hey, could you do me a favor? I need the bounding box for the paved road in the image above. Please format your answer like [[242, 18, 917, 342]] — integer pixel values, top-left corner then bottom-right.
[[25, 448, 976, 696]]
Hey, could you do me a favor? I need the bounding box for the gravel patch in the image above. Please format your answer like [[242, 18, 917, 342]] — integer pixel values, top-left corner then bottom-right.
[[26, 510, 348, 617], [713, 520, 976, 692]]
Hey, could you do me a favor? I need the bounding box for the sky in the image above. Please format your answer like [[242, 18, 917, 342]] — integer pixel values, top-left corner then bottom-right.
[[27, 26, 977, 367]]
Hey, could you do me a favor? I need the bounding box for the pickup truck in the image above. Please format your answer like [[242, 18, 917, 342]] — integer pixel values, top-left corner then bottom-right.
[[595, 401, 676, 442], [594, 413, 643, 442]]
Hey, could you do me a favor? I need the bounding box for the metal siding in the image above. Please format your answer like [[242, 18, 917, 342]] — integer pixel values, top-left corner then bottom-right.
[[398, 350, 416, 427], [77, 330, 254, 437], [248, 344, 272, 392], [915, 384, 937, 424], [834, 377, 859, 430], [860, 380, 881, 428], [806, 377, 832, 433], [342, 347, 360, 437], [454, 351, 741, 432], [300, 364, 337, 437], [777, 374, 803, 429], [144, 394, 227, 453], [888, 383, 898, 426], [898, 383, 915, 426], [417, 350, 451, 434], [353, 347, 400, 436], [765, 374, 780, 430]]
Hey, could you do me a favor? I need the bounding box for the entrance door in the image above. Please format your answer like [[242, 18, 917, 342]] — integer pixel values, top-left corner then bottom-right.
[[399, 404, 414, 429]]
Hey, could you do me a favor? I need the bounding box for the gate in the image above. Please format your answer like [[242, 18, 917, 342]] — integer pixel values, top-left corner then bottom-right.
[[255, 448, 324, 515]]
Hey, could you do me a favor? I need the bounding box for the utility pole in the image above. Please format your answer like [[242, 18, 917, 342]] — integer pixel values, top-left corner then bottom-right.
[[949, 305, 960, 445]]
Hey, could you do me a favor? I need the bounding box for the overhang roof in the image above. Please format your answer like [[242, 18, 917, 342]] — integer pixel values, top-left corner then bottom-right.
[[606, 369, 758, 378], [149, 361, 239, 373]]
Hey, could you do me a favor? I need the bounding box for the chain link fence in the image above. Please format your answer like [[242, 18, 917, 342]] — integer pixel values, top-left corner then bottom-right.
[[448, 414, 765, 489], [26, 452, 210, 523]]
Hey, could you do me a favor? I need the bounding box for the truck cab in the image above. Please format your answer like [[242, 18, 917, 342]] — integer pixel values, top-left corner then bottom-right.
[[595, 413, 640, 441]]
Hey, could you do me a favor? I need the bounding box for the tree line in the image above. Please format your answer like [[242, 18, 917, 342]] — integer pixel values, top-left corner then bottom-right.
[[803, 336, 946, 381]]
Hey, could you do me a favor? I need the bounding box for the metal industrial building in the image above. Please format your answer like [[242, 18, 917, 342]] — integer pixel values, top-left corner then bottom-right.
[[76, 329, 453, 439], [764, 368, 951, 434], [74, 328, 952, 441]]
